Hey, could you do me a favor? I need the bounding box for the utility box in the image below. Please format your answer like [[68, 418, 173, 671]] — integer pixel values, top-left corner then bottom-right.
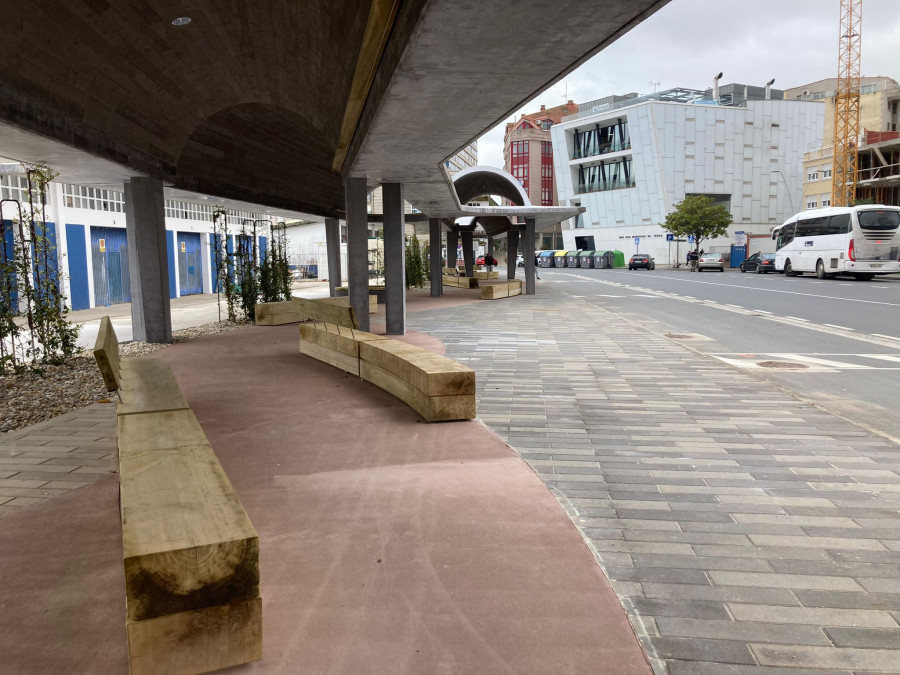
[[578, 251, 595, 268]]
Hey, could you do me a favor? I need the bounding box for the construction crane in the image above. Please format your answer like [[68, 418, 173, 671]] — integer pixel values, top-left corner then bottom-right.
[[831, 0, 862, 207]]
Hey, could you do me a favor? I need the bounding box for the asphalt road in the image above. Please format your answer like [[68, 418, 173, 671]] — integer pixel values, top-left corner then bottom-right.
[[540, 266, 900, 441]]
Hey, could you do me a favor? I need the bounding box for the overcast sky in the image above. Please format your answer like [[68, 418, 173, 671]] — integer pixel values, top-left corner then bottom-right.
[[477, 0, 900, 168]]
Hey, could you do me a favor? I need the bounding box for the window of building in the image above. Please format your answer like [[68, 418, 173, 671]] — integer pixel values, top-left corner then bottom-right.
[[541, 141, 554, 206], [2, 175, 50, 205], [572, 118, 630, 159], [806, 199, 817, 209], [807, 169, 819, 181], [821, 167, 832, 179], [820, 197, 831, 208], [542, 120, 552, 131], [62, 184, 123, 211], [576, 157, 634, 194], [510, 140, 529, 190]]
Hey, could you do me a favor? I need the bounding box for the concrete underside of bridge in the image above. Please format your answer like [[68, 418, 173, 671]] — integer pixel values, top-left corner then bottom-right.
[[0, 0, 669, 219]]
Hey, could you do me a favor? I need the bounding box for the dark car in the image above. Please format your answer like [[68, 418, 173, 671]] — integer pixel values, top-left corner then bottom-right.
[[628, 254, 655, 270], [740, 252, 776, 274]]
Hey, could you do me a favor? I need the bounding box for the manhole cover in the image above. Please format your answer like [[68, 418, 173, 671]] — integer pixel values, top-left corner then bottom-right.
[[757, 361, 809, 369], [664, 333, 695, 340]]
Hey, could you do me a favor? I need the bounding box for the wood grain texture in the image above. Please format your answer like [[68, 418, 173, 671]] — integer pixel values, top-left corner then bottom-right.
[[117, 409, 259, 622], [292, 297, 358, 328], [93, 315, 121, 392], [360, 360, 475, 422], [118, 359, 190, 416], [442, 275, 478, 288], [300, 339, 360, 375], [473, 270, 499, 280], [481, 280, 522, 299], [126, 596, 262, 675], [359, 339, 475, 396]]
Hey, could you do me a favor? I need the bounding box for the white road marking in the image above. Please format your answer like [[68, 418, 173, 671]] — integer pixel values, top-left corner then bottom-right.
[[864, 354, 900, 364], [872, 334, 900, 341], [779, 354, 871, 369], [785, 316, 809, 322], [823, 324, 854, 331], [709, 352, 900, 372]]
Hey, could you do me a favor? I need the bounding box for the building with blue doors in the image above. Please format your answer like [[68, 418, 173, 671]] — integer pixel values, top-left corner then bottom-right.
[[0, 167, 306, 311]]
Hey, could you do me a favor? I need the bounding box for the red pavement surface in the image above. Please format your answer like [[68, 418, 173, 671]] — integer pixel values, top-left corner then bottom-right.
[[0, 320, 649, 674]]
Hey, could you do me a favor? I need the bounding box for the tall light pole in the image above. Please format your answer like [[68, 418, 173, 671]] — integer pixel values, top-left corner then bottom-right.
[[773, 169, 795, 216]]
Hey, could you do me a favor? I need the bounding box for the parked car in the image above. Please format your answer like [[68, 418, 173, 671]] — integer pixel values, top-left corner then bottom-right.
[[697, 254, 725, 272], [628, 254, 655, 270], [740, 252, 776, 274], [476, 255, 486, 265], [516, 254, 525, 268]]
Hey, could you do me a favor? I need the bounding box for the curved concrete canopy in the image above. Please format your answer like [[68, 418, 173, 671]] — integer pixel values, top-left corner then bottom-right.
[[452, 166, 530, 207], [0, 0, 669, 219]]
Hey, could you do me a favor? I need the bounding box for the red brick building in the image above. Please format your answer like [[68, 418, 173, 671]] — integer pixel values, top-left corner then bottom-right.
[[503, 100, 578, 249]]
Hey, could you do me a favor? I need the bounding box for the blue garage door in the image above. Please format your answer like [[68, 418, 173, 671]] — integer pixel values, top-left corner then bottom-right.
[[65, 224, 90, 310], [91, 226, 131, 306], [1, 220, 17, 310], [177, 232, 203, 295], [32, 221, 59, 303]]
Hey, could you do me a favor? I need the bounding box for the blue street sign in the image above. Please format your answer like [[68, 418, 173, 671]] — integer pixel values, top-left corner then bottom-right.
[[634, 237, 640, 245], [687, 235, 695, 243], [666, 233, 674, 241]]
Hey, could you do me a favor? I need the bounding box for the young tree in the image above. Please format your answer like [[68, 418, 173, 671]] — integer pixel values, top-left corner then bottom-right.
[[664, 195, 733, 257]]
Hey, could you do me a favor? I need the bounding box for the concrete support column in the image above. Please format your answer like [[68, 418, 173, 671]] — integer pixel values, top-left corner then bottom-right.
[[461, 231, 475, 277], [124, 177, 171, 343], [524, 218, 536, 295], [486, 237, 494, 261], [325, 217, 342, 297], [447, 230, 458, 268], [382, 183, 406, 335], [345, 177, 369, 332], [507, 230, 519, 280], [429, 218, 442, 297]]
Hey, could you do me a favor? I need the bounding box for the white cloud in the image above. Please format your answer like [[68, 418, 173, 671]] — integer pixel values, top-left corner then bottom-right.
[[477, 0, 900, 168]]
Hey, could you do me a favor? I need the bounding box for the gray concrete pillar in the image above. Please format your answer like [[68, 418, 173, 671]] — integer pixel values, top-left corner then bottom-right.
[[486, 237, 494, 261], [507, 230, 519, 280], [345, 177, 369, 332], [124, 177, 171, 343], [447, 230, 458, 268], [382, 183, 406, 335], [461, 231, 475, 277], [429, 218, 442, 297], [325, 217, 342, 297], [524, 218, 536, 295]]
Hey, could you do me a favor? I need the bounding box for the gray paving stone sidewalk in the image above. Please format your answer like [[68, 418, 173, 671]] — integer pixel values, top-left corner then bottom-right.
[[0, 402, 116, 516], [410, 287, 900, 675]]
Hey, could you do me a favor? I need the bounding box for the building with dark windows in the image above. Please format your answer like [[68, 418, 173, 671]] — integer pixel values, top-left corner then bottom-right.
[[504, 101, 579, 249], [551, 84, 823, 263]]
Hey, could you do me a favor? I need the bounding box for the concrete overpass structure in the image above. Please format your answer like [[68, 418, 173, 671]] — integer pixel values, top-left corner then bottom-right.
[[0, 0, 670, 337]]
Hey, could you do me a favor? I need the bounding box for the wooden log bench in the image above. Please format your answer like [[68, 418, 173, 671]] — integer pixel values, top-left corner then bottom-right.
[[299, 322, 475, 422], [334, 285, 386, 303], [473, 270, 499, 280], [93, 316, 262, 674], [480, 279, 522, 299], [255, 295, 376, 326], [441, 274, 478, 288]]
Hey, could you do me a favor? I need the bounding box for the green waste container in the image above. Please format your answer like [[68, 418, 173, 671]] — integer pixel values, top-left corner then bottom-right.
[[566, 250, 580, 267], [612, 250, 626, 268], [578, 251, 596, 268]]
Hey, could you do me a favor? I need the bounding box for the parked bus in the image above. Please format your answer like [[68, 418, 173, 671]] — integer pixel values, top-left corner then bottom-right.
[[772, 205, 900, 280]]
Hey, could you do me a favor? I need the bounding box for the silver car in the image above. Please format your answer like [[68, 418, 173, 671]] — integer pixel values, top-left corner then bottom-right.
[[697, 254, 725, 272]]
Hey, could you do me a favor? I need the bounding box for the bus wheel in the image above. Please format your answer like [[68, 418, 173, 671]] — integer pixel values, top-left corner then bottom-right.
[[816, 260, 827, 280], [853, 273, 875, 281], [784, 260, 797, 277]]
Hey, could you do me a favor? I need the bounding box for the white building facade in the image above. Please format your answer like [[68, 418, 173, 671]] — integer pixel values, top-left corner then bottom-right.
[[551, 96, 824, 263]]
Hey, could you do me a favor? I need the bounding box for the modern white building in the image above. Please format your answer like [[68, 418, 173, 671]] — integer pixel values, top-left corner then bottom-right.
[[551, 87, 824, 263]]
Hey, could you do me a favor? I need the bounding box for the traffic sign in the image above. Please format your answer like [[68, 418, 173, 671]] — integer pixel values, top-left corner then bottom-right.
[[634, 237, 640, 245], [687, 235, 695, 243], [666, 233, 674, 241]]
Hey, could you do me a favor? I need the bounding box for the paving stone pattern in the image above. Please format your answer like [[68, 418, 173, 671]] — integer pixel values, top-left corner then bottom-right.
[[411, 288, 900, 675], [0, 402, 116, 516]]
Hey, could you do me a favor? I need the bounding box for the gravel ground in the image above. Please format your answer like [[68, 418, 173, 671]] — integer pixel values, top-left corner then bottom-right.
[[0, 320, 243, 434]]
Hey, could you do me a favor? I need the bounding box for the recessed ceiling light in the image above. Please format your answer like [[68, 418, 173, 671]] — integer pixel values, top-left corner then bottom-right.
[[171, 16, 191, 26]]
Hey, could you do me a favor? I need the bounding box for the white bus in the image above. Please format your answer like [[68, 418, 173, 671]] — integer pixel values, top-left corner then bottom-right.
[[772, 205, 900, 280]]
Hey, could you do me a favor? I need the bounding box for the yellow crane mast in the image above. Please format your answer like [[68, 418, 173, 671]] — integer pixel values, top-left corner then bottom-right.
[[831, 0, 862, 207]]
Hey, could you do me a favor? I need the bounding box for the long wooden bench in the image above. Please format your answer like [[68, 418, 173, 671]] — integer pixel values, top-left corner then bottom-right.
[[335, 284, 386, 303], [255, 295, 376, 326], [93, 316, 262, 675], [481, 279, 522, 299], [299, 322, 475, 422], [442, 274, 478, 288], [473, 270, 499, 280]]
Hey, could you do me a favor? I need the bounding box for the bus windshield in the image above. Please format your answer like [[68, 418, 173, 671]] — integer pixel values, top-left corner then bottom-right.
[[857, 210, 900, 231]]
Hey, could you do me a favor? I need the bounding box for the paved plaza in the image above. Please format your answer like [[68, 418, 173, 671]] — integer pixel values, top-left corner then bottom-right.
[[3, 285, 900, 672]]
